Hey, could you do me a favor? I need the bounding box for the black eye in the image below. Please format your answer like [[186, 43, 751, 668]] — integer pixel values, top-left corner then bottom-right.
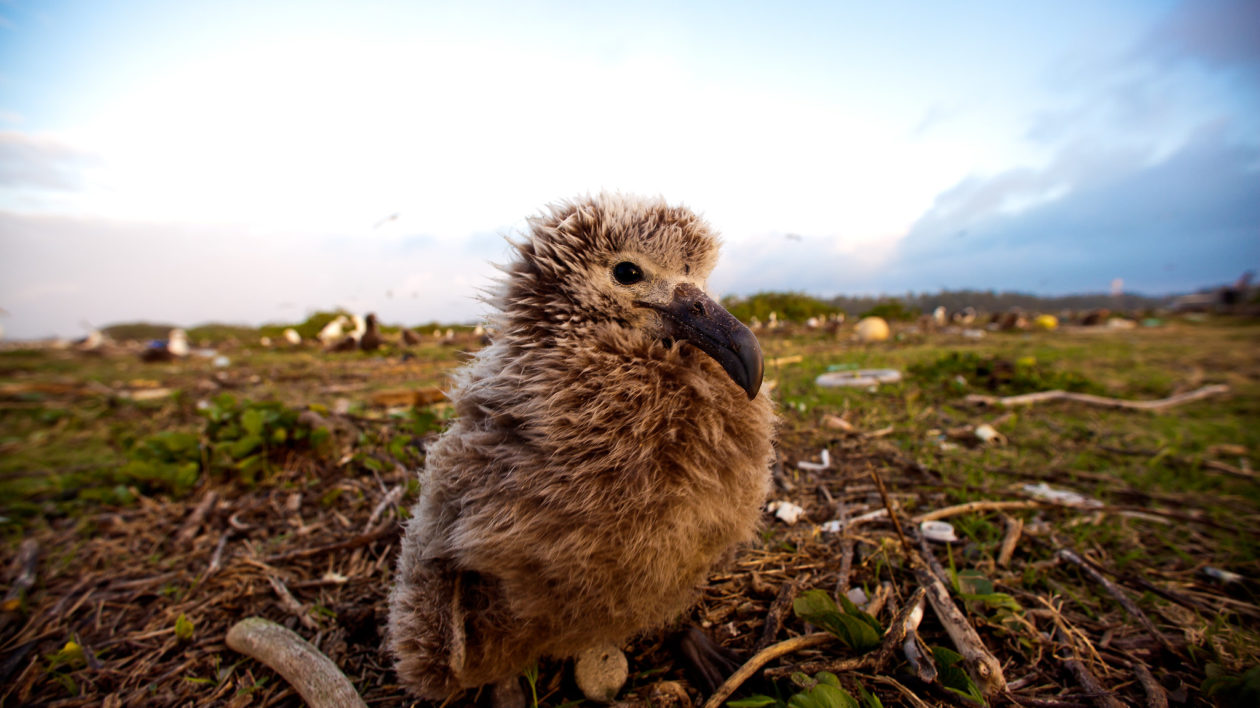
[[612, 261, 644, 285]]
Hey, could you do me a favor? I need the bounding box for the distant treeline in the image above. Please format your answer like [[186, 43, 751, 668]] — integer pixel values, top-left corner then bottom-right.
[[722, 289, 1171, 322], [103, 290, 1179, 342]]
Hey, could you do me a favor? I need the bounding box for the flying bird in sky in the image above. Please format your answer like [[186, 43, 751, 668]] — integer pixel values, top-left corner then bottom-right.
[[387, 194, 776, 703]]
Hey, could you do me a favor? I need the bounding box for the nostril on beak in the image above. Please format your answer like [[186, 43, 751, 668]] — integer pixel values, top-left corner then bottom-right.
[[691, 301, 706, 317]]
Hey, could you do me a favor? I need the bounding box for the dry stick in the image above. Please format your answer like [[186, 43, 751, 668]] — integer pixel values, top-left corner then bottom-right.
[[1203, 459, 1258, 480], [266, 575, 316, 630], [1055, 549, 1174, 653], [1131, 662, 1167, 708], [834, 538, 856, 597], [2, 539, 39, 611], [174, 490, 219, 548], [870, 675, 935, 708], [914, 500, 1043, 523], [997, 515, 1024, 568], [1060, 655, 1124, 708], [868, 465, 913, 557], [364, 484, 404, 532], [965, 383, 1228, 411], [755, 578, 802, 653], [915, 565, 1008, 698], [264, 521, 399, 563], [226, 617, 367, 708], [700, 632, 835, 708]]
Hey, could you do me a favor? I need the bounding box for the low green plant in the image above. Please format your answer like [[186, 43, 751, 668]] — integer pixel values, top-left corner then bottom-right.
[[792, 589, 882, 652]]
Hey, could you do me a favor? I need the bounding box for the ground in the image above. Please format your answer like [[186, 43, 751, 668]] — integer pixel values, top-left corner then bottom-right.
[[1, 318, 1257, 707]]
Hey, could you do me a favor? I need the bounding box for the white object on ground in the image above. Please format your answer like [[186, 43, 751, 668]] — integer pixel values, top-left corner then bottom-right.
[[767, 500, 807, 525], [920, 520, 959, 543], [816, 369, 902, 388]]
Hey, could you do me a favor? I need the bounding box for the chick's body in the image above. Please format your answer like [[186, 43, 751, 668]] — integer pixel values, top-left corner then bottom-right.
[[387, 195, 775, 699]]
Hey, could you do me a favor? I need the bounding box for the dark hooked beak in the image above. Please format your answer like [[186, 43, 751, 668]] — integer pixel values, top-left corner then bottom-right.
[[639, 283, 764, 399]]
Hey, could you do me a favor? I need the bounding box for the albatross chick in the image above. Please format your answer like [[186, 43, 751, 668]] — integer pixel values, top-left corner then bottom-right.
[[387, 194, 775, 702]]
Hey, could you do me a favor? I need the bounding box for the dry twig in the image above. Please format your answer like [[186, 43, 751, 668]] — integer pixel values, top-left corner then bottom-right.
[[965, 384, 1228, 411]]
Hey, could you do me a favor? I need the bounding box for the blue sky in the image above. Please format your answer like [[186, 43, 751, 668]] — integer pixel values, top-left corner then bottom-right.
[[1, 0, 1257, 338]]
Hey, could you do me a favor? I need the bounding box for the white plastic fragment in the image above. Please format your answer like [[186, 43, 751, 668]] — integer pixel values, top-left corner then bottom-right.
[[974, 424, 1003, 444], [767, 500, 807, 525], [796, 448, 832, 471], [815, 369, 902, 388], [1022, 482, 1102, 508], [920, 520, 959, 543], [1202, 567, 1243, 584]]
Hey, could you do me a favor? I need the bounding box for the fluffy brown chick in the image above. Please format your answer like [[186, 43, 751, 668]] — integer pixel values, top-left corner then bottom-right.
[[386, 193, 776, 701]]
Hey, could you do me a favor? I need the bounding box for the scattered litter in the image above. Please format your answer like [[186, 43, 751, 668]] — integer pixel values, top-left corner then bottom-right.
[[1107, 317, 1136, 329], [845, 587, 868, 606], [821, 508, 889, 532], [920, 520, 959, 543], [768, 354, 803, 367], [767, 500, 807, 525], [816, 369, 902, 388], [826, 363, 859, 372], [796, 448, 831, 471], [1033, 314, 1058, 331], [119, 388, 174, 401], [1141, 318, 1163, 328], [212, 355, 231, 368], [822, 415, 856, 433], [1201, 567, 1243, 584], [974, 424, 1004, 445], [1022, 482, 1102, 508], [961, 328, 986, 339], [855, 316, 890, 342]]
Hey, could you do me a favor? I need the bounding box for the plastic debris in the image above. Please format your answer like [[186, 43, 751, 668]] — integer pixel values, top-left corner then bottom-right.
[[855, 316, 890, 342], [1023, 482, 1102, 508], [766, 500, 806, 525], [974, 424, 1004, 445], [845, 587, 868, 606], [796, 448, 831, 471], [816, 369, 902, 388], [1201, 567, 1243, 584], [822, 415, 856, 433], [212, 355, 231, 368], [1033, 314, 1058, 331], [920, 520, 959, 543]]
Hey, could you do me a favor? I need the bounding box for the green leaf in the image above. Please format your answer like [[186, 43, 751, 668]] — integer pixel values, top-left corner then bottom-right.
[[787, 682, 859, 708], [858, 685, 883, 708], [956, 570, 994, 595], [727, 697, 781, 708], [227, 434, 262, 459], [175, 613, 195, 641], [932, 646, 985, 704], [793, 589, 881, 651], [240, 408, 265, 438]]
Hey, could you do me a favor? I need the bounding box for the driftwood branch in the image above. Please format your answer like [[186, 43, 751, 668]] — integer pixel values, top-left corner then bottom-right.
[[915, 566, 1008, 697], [965, 384, 1228, 411], [226, 617, 367, 708]]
